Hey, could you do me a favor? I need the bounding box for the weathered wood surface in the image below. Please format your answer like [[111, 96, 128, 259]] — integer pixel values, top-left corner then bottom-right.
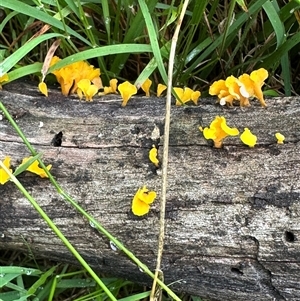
[[1, 81, 300, 301]]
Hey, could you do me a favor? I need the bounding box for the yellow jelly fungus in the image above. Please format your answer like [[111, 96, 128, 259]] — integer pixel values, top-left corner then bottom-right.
[[21, 157, 52, 178], [141, 78, 152, 97], [225, 76, 241, 100], [91, 77, 103, 90], [174, 87, 184, 105], [174, 87, 196, 105], [209, 68, 268, 107], [240, 128, 257, 147], [0, 73, 9, 89], [38, 82, 48, 97], [110, 79, 118, 93], [225, 75, 251, 107], [275, 132, 285, 144], [249, 68, 268, 107], [236, 74, 253, 107], [103, 86, 111, 95], [77, 79, 98, 101], [50, 56, 102, 96], [0, 156, 12, 185], [118, 81, 137, 106], [157, 84, 167, 97], [191, 90, 201, 105], [102, 79, 118, 95], [132, 186, 156, 216], [183, 87, 194, 101], [201, 116, 239, 148], [209, 79, 235, 106], [209, 79, 226, 96], [149, 145, 159, 167], [238, 74, 254, 98]]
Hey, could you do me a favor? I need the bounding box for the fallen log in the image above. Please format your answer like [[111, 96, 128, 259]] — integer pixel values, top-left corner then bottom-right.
[[1, 81, 300, 301]]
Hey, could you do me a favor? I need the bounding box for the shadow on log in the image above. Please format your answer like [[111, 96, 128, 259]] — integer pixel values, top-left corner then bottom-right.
[[1, 81, 300, 301]]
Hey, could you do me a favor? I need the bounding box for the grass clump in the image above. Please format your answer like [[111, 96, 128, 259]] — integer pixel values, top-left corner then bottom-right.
[[0, 250, 149, 301], [0, 0, 299, 94]]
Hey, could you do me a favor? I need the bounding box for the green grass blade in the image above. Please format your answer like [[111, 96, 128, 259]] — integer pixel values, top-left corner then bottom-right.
[[118, 291, 151, 301], [101, 0, 111, 43], [262, 0, 292, 95], [280, 54, 291, 96], [6, 63, 43, 82], [5, 280, 26, 293], [138, 0, 168, 84], [263, 0, 285, 47], [56, 278, 96, 288], [0, 267, 42, 288], [184, 0, 269, 76], [48, 44, 152, 73], [190, 1, 208, 24], [13, 153, 42, 177], [64, 0, 80, 18], [258, 31, 300, 68], [219, 0, 236, 55], [135, 41, 171, 87], [27, 266, 57, 295], [110, 1, 157, 75], [0, 274, 21, 288], [1, 0, 92, 46], [134, 57, 158, 87], [0, 291, 22, 301], [0, 10, 19, 33], [0, 33, 64, 75], [236, 0, 248, 11]]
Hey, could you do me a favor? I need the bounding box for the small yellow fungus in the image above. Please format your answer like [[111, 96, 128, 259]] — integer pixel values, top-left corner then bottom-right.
[[275, 132, 285, 144], [0, 73, 9, 89], [109, 79, 118, 93], [191, 91, 201, 105], [174, 87, 199, 105], [131, 186, 156, 216], [102, 79, 118, 95], [249, 68, 268, 107], [182, 87, 194, 101], [237, 69, 268, 107], [149, 145, 159, 167], [174, 87, 184, 105], [225, 76, 241, 100], [141, 78, 152, 97], [38, 82, 48, 97], [240, 128, 257, 147], [201, 116, 239, 148], [50, 56, 102, 96], [157, 84, 167, 97], [77, 79, 98, 101], [0, 156, 12, 185], [209, 79, 235, 106], [209, 79, 227, 96], [118, 81, 137, 106], [21, 157, 52, 178], [209, 68, 268, 107]]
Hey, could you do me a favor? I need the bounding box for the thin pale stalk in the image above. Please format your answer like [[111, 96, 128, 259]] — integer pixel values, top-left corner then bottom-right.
[[150, 0, 190, 300]]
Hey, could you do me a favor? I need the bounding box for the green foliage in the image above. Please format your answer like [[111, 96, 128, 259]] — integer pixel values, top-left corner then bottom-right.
[[0, 262, 147, 301], [0, 0, 299, 93]]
